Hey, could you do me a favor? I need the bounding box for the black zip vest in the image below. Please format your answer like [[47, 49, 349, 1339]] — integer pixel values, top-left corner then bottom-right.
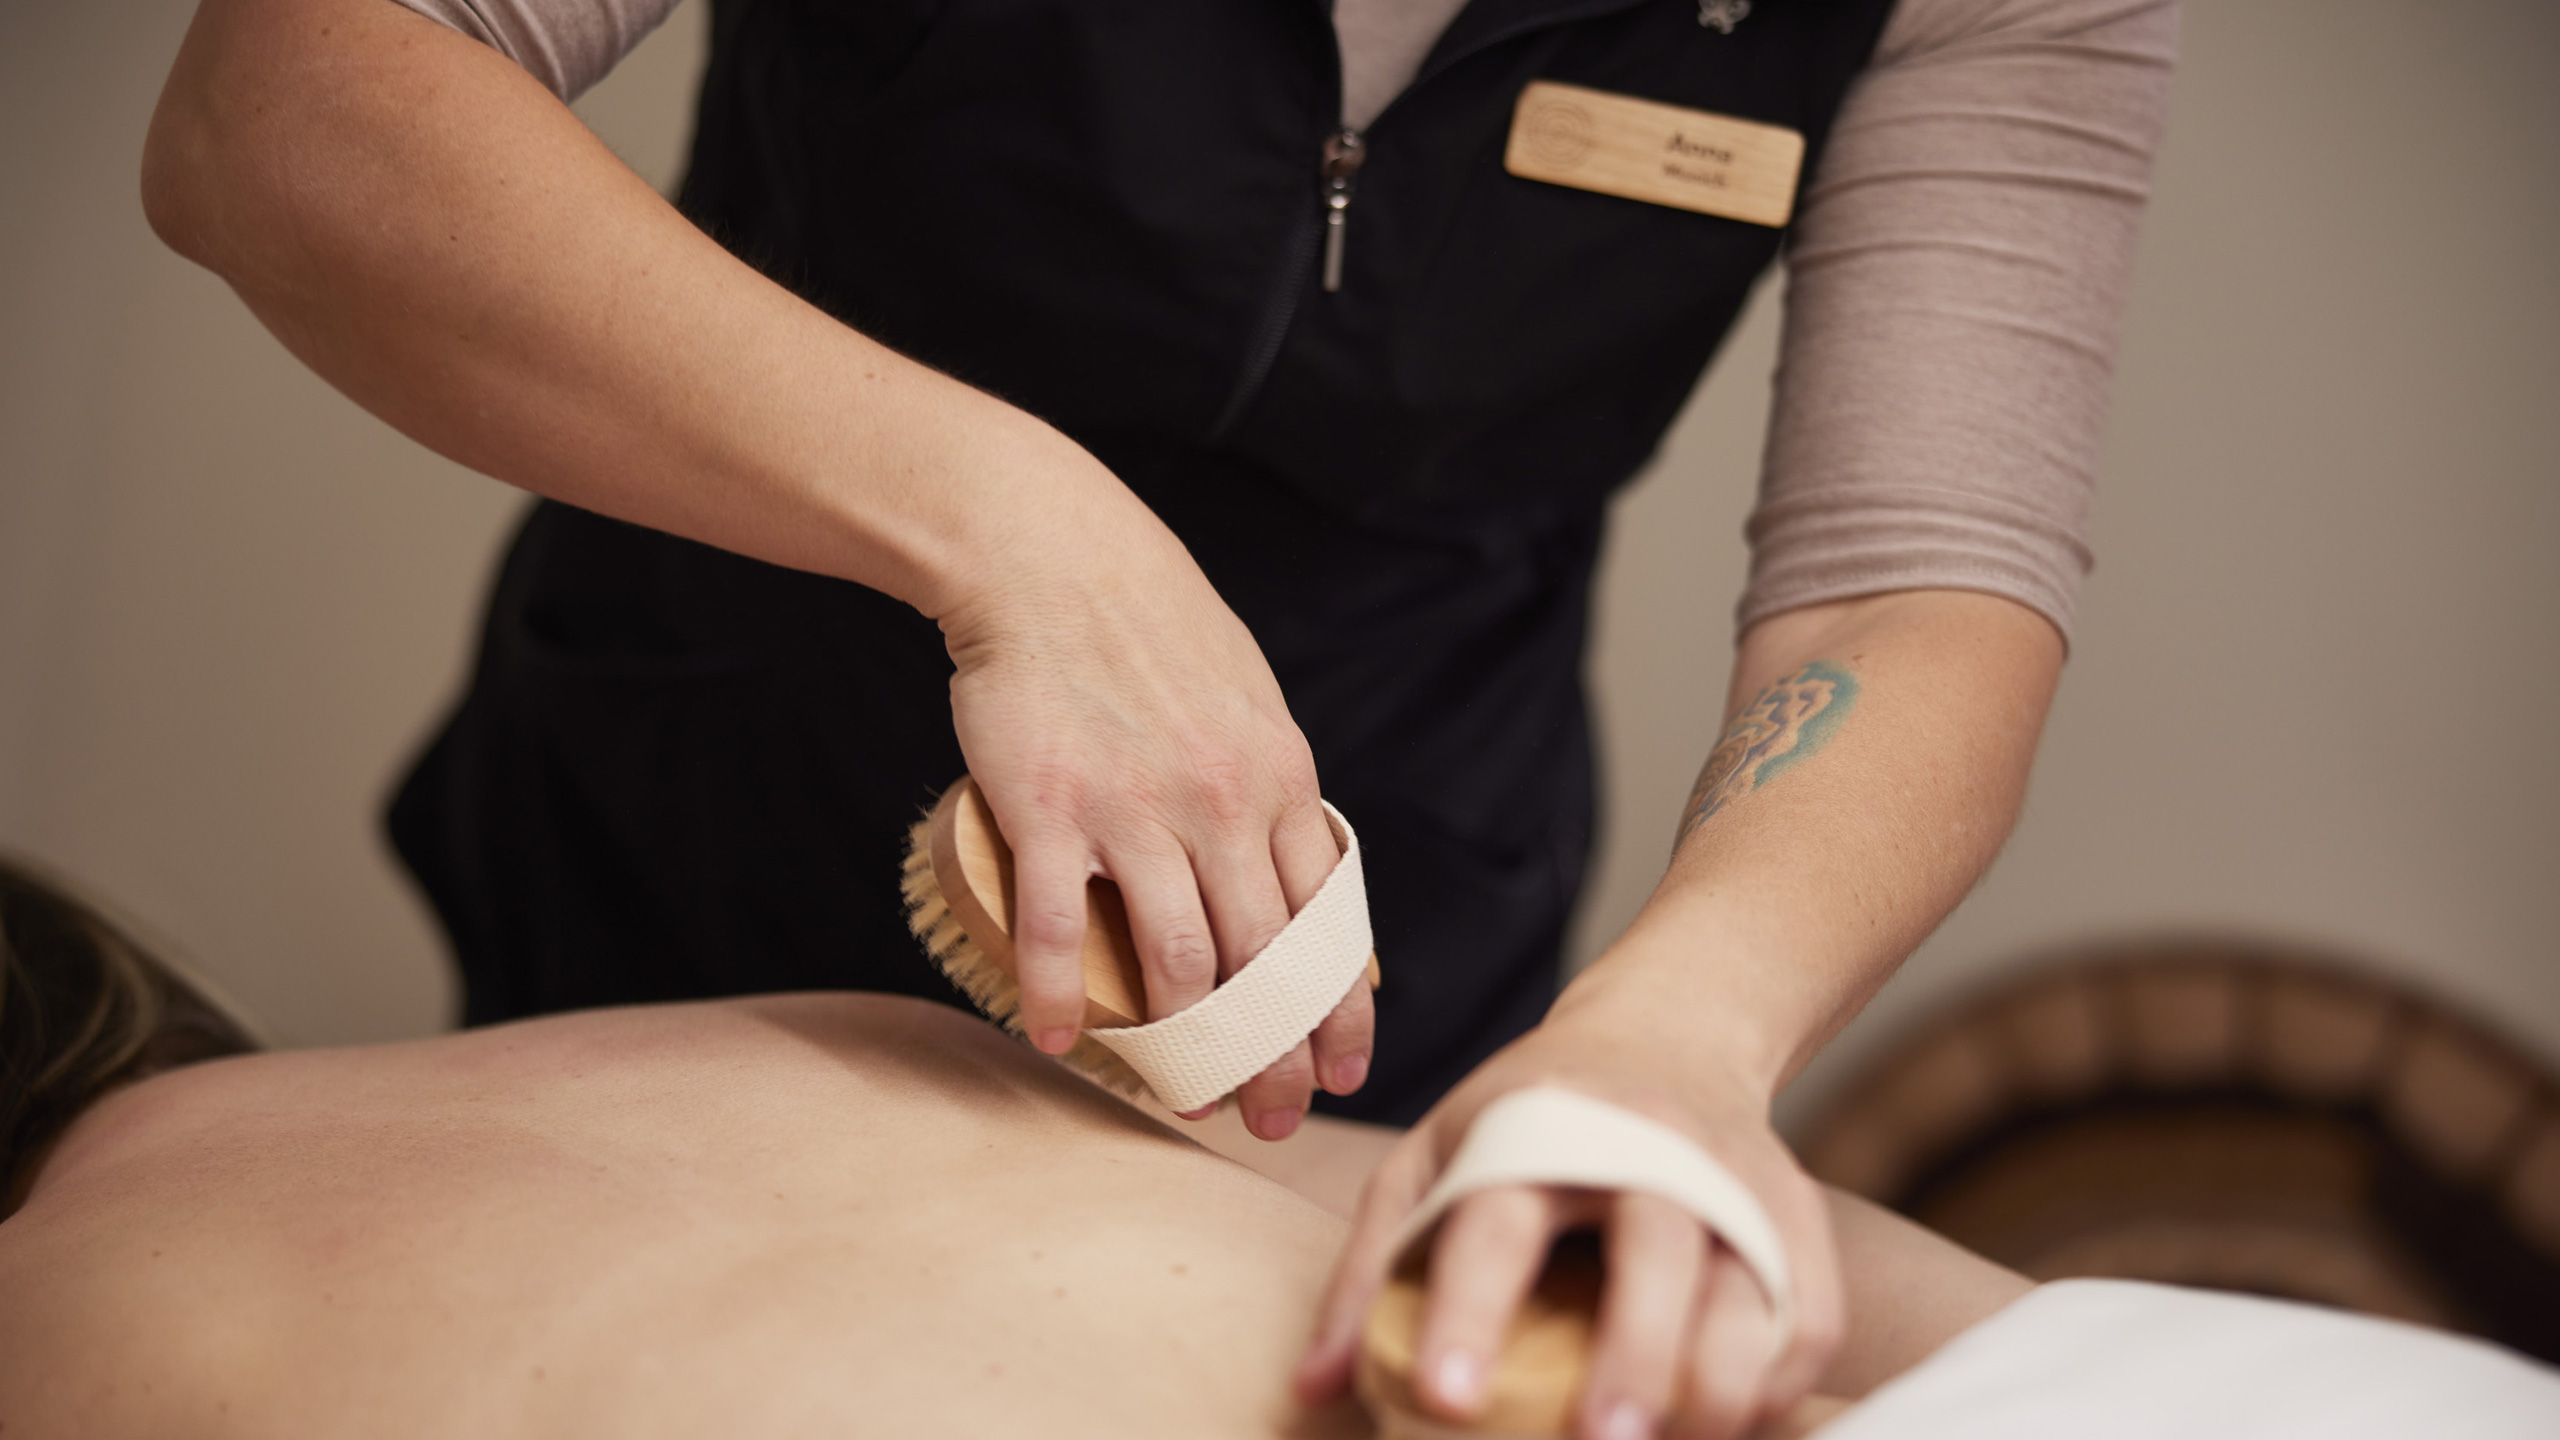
[[390, 0, 1898, 1124]]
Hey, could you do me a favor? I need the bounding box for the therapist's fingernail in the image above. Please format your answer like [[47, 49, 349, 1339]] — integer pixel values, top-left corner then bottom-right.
[[1295, 1334, 1355, 1404], [1033, 1026, 1078, 1055], [1327, 1053, 1369, 1094], [1593, 1398, 1653, 1440], [1431, 1350, 1484, 1412]]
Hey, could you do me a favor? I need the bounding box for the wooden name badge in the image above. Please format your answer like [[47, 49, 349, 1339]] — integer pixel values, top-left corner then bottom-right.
[[1503, 79, 1804, 228]]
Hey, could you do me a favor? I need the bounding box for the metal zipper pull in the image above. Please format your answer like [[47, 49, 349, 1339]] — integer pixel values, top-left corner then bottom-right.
[[1321, 128, 1366, 293]]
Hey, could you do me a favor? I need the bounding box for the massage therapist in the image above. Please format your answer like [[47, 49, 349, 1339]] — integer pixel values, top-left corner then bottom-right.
[[142, 0, 2174, 1433]]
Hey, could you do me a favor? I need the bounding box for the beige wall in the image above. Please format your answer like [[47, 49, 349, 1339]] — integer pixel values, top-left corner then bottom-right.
[[3, 0, 2554, 1124], [0, 0, 706, 1043]]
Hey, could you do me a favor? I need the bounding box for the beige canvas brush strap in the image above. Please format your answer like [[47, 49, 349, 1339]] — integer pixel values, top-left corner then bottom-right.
[[1086, 802, 1373, 1113], [1390, 1086, 1796, 1339]]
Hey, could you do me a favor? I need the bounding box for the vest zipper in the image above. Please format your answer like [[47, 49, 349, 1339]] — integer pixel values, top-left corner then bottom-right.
[[1320, 128, 1366, 293], [1207, 207, 1323, 442], [1208, 127, 1363, 440], [1209, 0, 1656, 443]]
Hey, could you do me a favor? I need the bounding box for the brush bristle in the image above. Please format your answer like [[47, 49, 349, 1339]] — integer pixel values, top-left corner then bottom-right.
[[902, 814, 1152, 1100]]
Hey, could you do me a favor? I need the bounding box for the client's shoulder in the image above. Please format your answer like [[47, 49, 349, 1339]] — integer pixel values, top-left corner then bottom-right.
[[10, 995, 980, 1196], [448, 990, 1032, 1089]]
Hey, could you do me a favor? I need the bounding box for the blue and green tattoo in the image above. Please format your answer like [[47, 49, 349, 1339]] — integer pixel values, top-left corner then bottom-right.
[[1676, 661, 1860, 844]]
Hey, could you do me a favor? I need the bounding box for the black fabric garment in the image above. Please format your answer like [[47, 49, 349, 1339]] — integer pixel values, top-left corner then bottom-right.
[[389, 0, 1897, 1124]]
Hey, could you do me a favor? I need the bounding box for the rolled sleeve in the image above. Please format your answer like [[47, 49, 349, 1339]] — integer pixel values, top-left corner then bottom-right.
[[1740, 0, 2180, 642], [384, 0, 681, 101]]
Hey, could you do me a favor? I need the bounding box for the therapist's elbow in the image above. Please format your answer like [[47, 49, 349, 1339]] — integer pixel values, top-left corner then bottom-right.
[[140, 0, 328, 279], [141, 77, 225, 269]]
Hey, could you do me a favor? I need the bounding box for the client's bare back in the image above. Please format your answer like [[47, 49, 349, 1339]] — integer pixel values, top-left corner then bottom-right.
[[0, 991, 2028, 1438], [0, 995, 1368, 1440]]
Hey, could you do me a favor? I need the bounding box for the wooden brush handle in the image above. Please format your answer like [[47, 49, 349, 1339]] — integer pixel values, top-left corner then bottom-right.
[[925, 776, 1150, 1028], [927, 775, 1381, 1032], [1360, 1248, 1849, 1438], [1358, 1241, 1601, 1438]]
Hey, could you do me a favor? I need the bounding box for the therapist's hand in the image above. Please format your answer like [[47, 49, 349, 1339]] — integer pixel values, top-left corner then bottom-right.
[[1289, 591, 2054, 1432], [939, 483, 1374, 1138], [1294, 1004, 1843, 1440]]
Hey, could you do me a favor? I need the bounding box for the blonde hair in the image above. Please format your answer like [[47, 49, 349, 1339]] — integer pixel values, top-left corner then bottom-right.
[[1, 856, 258, 1213]]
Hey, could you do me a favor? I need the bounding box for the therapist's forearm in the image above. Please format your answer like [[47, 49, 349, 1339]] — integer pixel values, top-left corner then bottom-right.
[[143, 0, 1382, 1125], [1551, 589, 2064, 1100], [141, 0, 1142, 621]]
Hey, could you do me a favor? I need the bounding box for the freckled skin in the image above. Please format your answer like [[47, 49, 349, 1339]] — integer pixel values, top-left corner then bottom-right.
[[0, 996, 1369, 1440]]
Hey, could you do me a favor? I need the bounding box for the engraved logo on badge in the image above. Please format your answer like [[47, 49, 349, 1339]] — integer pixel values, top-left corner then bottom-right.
[[1519, 97, 1598, 170], [1697, 0, 1751, 33]]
